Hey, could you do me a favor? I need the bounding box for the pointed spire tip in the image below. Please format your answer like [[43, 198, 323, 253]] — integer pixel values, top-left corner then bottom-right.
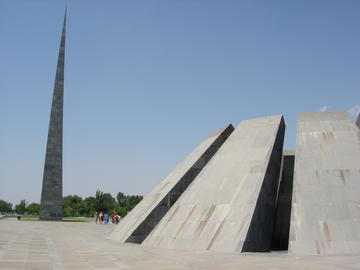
[[63, 7, 67, 27]]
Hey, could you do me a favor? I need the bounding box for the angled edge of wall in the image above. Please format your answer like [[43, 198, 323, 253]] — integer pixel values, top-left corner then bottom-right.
[[356, 113, 360, 129], [109, 124, 234, 243], [289, 111, 360, 255]]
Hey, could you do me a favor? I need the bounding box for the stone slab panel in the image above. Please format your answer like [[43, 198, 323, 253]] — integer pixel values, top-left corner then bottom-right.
[[289, 111, 360, 254], [143, 115, 285, 252], [110, 124, 234, 243]]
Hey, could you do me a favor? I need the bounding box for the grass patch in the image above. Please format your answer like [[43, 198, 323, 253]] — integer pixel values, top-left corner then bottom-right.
[[63, 217, 92, 222], [20, 217, 40, 221], [0, 216, 17, 220]]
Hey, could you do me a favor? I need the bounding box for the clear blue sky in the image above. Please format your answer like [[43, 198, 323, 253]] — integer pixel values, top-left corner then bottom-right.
[[1, 0, 359, 205]]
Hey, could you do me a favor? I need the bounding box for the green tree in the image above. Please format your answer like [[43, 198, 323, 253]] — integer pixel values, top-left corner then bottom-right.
[[14, 199, 27, 214], [127, 195, 143, 207], [94, 190, 115, 213], [63, 195, 83, 217], [0, 191, 143, 217], [63, 207, 74, 217], [63, 195, 82, 207], [114, 205, 127, 217], [114, 192, 143, 216], [0, 199, 13, 213], [78, 196, 96, 217], [125, 195, 143, 213], [116, 192, 126, 207], [26, 203, 40, 215]]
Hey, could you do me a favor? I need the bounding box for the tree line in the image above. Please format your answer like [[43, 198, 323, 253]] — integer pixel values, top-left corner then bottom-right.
[[0, 190, 143, 217]]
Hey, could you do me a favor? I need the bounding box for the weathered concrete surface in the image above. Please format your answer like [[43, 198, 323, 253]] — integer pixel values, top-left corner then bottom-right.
[[110, 125, 234, 243], [143, 115, 285, 252], [1, 218, 359, 270], [289, 111, 360, 255], [271, 150, 295, 250], [40, 11, 66, 220]]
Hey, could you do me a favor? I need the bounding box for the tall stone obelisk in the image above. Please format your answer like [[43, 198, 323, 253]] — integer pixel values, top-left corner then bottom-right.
[[40, 11, 66, 220]]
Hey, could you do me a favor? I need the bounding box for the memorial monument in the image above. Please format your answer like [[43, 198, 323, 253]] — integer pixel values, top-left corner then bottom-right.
[[111, 125, 234, 243], [143, 115, 285, 252], [111, 111, 360, 255], [39, 11, 66, 220]]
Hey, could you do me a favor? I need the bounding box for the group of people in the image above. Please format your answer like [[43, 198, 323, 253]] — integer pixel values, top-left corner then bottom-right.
[[95, 212, 121, 224]]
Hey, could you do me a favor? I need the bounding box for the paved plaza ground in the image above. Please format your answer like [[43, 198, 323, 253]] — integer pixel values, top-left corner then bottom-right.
[[0, 218, 359, 270]]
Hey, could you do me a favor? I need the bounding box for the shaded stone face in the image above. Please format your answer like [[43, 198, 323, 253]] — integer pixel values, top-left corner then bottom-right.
[[271, 150, 295, 251], [241, 116, 285, 252], [39, 12, 66, 220]]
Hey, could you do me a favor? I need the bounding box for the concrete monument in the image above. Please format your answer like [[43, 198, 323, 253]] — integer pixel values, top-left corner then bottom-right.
[[110, 124, 234, 243], [39, 11, 66, 220], [143, 115, 285, 252], [112, 111, 360, 255]]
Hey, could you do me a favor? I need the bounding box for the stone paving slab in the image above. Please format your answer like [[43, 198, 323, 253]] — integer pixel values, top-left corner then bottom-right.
[[0, 218, 359, 269]]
